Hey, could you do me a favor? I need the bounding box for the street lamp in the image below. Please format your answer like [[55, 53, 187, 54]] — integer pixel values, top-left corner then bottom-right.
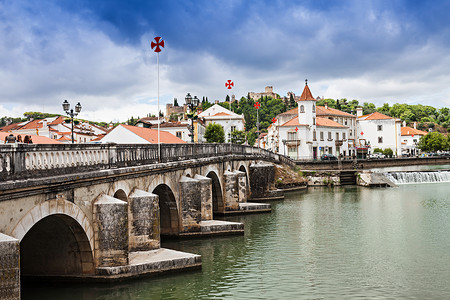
[[185, 93, 199, 143], [62, 100, 82, 144]]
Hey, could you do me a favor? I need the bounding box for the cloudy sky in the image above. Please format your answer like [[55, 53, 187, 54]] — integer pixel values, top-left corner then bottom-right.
[[1, 0, 450, 122]]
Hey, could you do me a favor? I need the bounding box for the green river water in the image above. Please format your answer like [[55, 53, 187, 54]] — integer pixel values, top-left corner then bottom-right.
[[23, 183, 450, 299]]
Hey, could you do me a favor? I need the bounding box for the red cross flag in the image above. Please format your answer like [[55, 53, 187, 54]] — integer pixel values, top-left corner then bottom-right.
[[225, 80, 234, 89], [254, 102, 261, 109], [151, 37, 165, 53]]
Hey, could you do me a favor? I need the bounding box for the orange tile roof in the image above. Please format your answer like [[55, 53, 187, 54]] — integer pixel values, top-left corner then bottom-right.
[[0, 122, 24, 132], [17, 119, 43, 129], [401, 127, 428, 136], [359, 112, 392, 120], [0, 132, 62, 144], [316, 106, 355, 118], [91, 134, 105, 141], [280, 117, 307, 127], [316, 117, 346, 128], [57, 136, 72, 141], [159, 122, 187, 128], [122, 124, 186, 144], [48, 116, 65, 125], [279, 108, 298, 115], [299, 84, 315, 101], [212, 112, 232, 117]]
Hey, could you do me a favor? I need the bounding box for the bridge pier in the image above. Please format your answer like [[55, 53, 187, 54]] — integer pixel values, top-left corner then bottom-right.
[[194, 175, 213, 221], [93, 194, 129, 268], [128, 189, 160, 252], [223, 171, 240, 211], [0, 233, 20, 300], [179, 176, 202, 234]]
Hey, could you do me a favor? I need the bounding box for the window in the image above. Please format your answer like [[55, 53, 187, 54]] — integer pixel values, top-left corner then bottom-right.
[[336, 132, 339, 140], [312, 104, 315, 112], [288, 132, 297, 140], [378, 125, 383, 131], [345, 119, 348, 125], [320, 131, 324, 141], [313, 130, 317, 141], [328, 132, 332, 140], [300, 105, 305, 113], [413, 139, 417, 143], [343, 132, 346, 140], [378, 137, 383, 143], [313, 118, 315, 125], [176, 131, 182, 138], [231, 126, 236, 132], [350, 129, 352, 136]]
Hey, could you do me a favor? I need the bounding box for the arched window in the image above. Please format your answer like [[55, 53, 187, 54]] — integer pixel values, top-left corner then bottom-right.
[[312, 104, 315, 112], [300, 105, 305, 113]]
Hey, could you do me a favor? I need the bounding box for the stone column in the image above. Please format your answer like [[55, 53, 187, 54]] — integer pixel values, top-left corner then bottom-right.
[[223, 171, 239, 211], [194, 174, 213, 221], [179, 176, 202, 233], [128, 189, 160, 252], [0, 233, 20, 300], [234, 170, 248, 203], [249, 163, 275, 199], [93, 194, 128, 268]]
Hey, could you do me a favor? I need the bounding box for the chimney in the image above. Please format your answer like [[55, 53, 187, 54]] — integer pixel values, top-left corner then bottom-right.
[[413, 122, 417, 129], [325, 102, 328, 110], [402, 120, 406, 127], [356, 107, 363, 117]]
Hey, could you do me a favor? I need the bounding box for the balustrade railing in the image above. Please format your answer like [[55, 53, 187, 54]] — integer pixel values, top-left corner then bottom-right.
[[0, 143, 293, 181]]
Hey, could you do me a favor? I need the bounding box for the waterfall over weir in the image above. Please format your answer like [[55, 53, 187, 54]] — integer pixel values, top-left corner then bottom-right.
[[385, 171, 450, 184]]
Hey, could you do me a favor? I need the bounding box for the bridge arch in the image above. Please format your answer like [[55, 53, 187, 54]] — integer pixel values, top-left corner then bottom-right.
[[113, 189, 128, 201], [206, 170, 224, 214], [11, 200, 95, 276], [152, 184, 179, 236]]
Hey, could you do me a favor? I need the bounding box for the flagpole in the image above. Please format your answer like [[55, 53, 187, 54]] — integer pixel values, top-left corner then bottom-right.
[[157, 52, 160, 158]]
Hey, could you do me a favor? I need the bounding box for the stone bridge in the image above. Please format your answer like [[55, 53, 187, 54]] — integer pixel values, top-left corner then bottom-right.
[[0, 143, 293, 299]]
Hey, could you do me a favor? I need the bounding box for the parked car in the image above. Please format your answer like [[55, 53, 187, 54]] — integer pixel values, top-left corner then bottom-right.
[[368, 153, 385, 159], [320, 154, 338, 161]]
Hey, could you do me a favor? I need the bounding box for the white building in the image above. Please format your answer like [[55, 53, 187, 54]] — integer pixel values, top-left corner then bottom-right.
[[198, 104, 245, 141], [158, 120, 206, 143], [268, 82, 354, 160], [356, 109, 402, 156], [400, 124, 427, 156]]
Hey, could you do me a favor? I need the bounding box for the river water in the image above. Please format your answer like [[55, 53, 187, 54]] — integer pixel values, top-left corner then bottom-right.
[[23, 183, 450, 299]]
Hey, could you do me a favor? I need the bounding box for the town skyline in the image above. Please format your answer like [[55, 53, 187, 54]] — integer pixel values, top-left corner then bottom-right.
[[1, 0, 450, 122]]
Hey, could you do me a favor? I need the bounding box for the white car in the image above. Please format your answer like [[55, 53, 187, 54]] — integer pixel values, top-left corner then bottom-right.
[[368, 153, 385, 159]]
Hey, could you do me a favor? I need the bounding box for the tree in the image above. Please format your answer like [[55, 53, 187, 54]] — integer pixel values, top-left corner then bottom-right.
[[174, 98, 179, 107], [418, 132, 447, 152], [383, 148, 394, 157], [204, 123, 225, 143], [373, 148, 383, 153], [289, 93, 295, 108], [229, 130, 246, 144], [225, 95, 230, 103]]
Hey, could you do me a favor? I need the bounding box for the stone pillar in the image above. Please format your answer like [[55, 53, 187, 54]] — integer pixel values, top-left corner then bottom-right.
[[0, 233, 20, 300], [249, 163, 275, 199], [223, 171, 239, 211], [194, 174, 213, 221], [93, 194, 128, 268], [234, 170, 248, 203], [179, 176, 202, 233], [128, 189, 160, 252]]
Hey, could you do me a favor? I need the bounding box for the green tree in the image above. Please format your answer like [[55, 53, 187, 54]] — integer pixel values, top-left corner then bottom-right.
[[418, 132, 447, 152], [173, 98, 179, 107], [229, 130, 246, 144], [373, 148, 383, 153], [289, 94, 295, 108], [383, 148, 394, 157], [204, 123, 225, 143]]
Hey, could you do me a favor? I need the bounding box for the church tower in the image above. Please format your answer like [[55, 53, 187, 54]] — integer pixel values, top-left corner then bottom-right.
[[297, 79, 317, 130]]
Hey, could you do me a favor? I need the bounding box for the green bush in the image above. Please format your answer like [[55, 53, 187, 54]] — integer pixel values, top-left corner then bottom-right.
[[383, 148, 394, 157], [373, 148, 383, 153]]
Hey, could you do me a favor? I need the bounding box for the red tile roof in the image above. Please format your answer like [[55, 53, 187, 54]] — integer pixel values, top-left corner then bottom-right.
[[359, 112, 392, 120], [18, 119, 43, 129], [280, 117, 307, 127], [279, 108, 298, 115], [48, 116, 65, 125], [212, 112, 232, 117], [316, 106, 355, 118], [121, 124, 186, 144], [316, 117, 346, 128], [0, 122, 24, 132], [401, 127, 428, 136], [159, 122, 187, 128], [299, 84, 315, 101]]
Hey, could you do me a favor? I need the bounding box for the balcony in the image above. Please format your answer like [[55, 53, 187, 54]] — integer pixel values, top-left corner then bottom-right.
[[282, 139, 301, 146]]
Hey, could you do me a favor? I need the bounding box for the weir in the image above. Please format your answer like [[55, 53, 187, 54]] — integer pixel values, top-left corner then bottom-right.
[[385, 170, 450, 184]]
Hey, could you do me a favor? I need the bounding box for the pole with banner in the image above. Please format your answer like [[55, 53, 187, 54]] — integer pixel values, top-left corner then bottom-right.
[[151, 36, 165, 161]]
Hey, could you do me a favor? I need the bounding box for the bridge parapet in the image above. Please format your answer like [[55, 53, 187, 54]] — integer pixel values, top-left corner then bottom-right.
[[0, 143, 293, 181]]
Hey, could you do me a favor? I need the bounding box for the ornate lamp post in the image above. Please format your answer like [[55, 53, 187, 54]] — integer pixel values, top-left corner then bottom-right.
[[62, 100, 82, 144], [185, 93, 199, 143]]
